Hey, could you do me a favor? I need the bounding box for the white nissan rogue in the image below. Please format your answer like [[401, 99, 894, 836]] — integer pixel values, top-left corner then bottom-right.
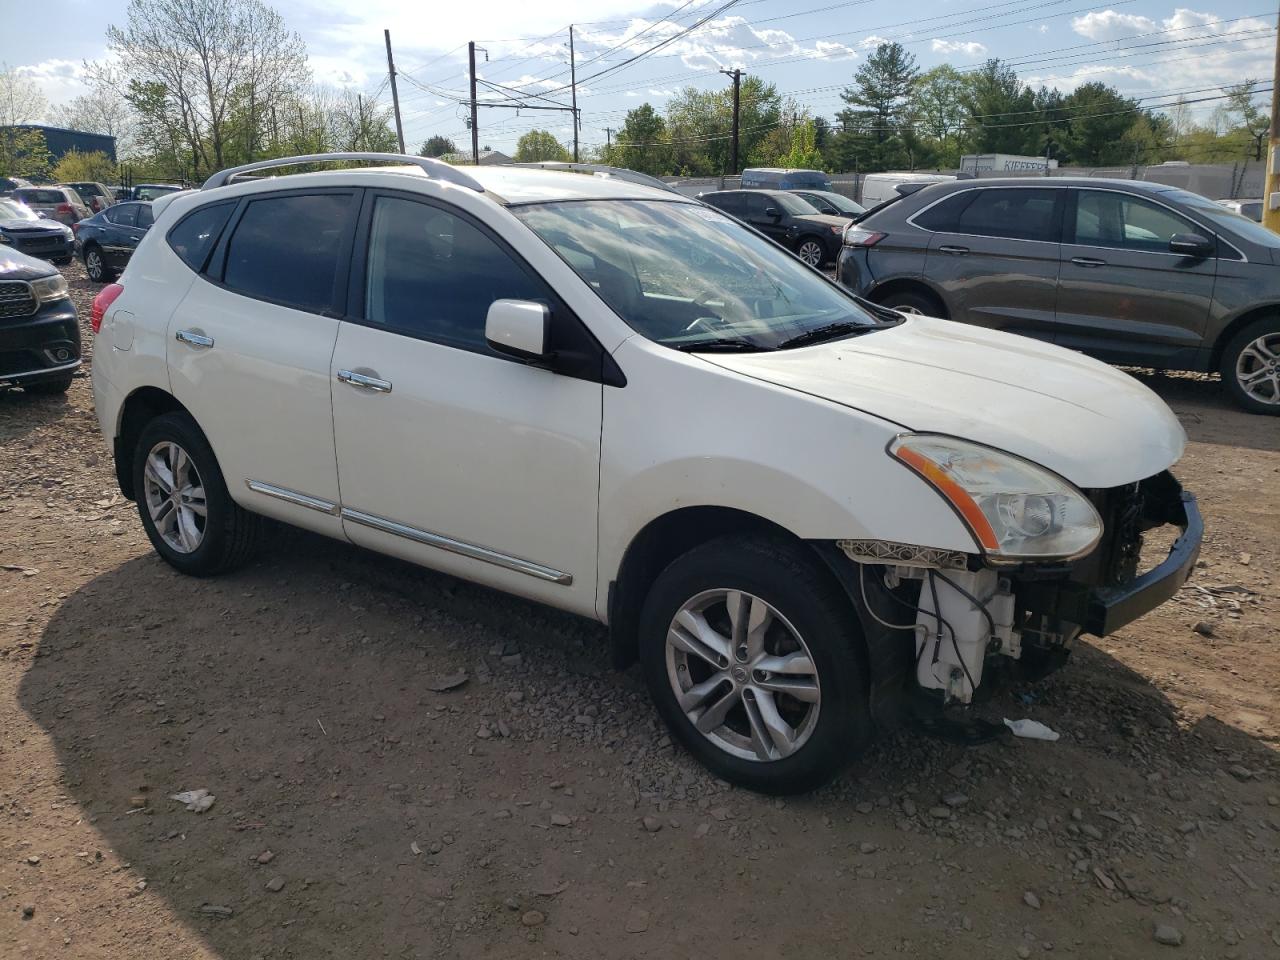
[[91, 154, 1201, 793]]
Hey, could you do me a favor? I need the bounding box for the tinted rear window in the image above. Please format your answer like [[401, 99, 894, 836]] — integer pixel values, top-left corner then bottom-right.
[[222, 193, 352, 312], [926, 188, 1061, 242], [167, 201, 234, 271], [703, 192, 745, 217], [18, 189, 65, 204]]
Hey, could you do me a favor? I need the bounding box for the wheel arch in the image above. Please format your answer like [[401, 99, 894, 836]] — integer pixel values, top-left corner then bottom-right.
[[1209, 303, 1280, 372], [867, 278, 949, 318], [114, 386, 192, 501]]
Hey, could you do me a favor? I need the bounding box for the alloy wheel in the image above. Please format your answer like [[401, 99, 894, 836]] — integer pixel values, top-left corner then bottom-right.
[[85, 249, 103, 281], [1235, 332, 1280, 406], [142, 441, 207, 553], [664, 589, 821, 762], [797, 241, 823, 267]]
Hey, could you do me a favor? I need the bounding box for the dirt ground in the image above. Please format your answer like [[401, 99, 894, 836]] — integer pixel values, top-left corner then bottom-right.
[[2, 262, 1278, 960]]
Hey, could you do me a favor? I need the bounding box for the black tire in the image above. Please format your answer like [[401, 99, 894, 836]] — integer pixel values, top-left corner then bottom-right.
[[83, 244, 116, 283], [639, 535, 871, 794], [132, 412, 262, 575], [794, 235, 827, 268], [23, 375, 73, 395], [1220, 317, 1280, 415], [875, 287, 947, 319]]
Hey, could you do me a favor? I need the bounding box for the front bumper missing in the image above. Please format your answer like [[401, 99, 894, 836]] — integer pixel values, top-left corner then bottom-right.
[[1085, 490, 1201, 635]]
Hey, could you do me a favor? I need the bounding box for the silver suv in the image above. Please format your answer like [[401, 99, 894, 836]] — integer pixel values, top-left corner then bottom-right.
[[838, 177, 1280, 414]]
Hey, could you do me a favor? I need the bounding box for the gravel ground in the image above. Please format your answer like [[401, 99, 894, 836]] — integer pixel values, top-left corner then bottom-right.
[[1, 260, 1278, 959]]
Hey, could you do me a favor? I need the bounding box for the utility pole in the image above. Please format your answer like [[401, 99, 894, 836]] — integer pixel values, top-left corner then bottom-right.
[[606, 128, 614, 152], [569, 26, 579, 162], [1264, 4, 1280, 233], [469, 41, 480, 165], [719, 68, 741, 176], [384, 29, 406, 154]]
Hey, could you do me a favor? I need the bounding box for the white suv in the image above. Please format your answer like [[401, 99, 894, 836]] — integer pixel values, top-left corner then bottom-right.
[[91, 154, 1201, 793]]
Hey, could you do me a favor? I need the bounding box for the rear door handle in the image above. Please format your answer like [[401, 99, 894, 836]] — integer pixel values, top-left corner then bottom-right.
[[337, 369, 393, 394], [937, 244, 969, 255], [1071, 256, 1107, 267], [175, 329, 214, 348]]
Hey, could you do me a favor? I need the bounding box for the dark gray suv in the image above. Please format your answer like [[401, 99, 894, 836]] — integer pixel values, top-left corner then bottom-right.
[[838, 177, 1280, 414]]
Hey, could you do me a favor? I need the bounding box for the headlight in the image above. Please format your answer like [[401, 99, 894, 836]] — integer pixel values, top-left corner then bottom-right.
[[889, 434, 1102, 560], [30, 274, 69, 304], [0, 232, 10, 245]]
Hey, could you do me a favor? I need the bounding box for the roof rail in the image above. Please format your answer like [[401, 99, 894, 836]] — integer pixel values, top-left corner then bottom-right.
[[506, 162, 677, 194], [201, 152, 484, 192]]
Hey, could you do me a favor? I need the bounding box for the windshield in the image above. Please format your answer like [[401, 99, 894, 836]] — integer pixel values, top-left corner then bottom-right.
[[1162, 188, 1280, 248], [0, 199, 38, 220], [511, 199, 879, 351]]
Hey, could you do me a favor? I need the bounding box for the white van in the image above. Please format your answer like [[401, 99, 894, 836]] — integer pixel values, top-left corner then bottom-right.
[[859, 172, 955, 209]]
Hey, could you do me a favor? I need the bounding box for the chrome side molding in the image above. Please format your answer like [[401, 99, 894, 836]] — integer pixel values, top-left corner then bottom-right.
[[341, 507, 573, 585], [244, 480, 340, 516]]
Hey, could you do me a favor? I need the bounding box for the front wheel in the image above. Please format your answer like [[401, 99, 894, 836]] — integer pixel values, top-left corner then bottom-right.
[[132, 412, 262, 575], [639, 535, 871, 794], [875, 287, 946, 318], [1221, 318, 1280, 415], [795, 237, 825, 268]]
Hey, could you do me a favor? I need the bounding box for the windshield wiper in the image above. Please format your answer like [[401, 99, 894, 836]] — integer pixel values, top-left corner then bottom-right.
[[672, 337, 773, 353], [775, 321, 877, 350]]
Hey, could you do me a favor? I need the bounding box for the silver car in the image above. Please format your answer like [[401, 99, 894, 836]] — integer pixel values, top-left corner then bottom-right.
[[12, 186, 92, 226]]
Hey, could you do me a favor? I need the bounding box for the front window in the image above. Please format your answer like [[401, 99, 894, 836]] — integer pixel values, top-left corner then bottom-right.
[[0, 199, 38, 221], [510, 199, 881, 351], [769, 192, 817, 216]]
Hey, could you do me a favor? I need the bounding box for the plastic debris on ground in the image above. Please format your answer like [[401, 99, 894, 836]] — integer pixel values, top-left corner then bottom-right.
[[170, 788, 216, 812], [1003, 718, 1060, 741]]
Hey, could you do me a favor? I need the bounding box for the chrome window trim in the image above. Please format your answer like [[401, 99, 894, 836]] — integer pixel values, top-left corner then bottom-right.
[[244, 479, 339, 515], [0, 358, 80, 383], [340, 507, 573, 585]]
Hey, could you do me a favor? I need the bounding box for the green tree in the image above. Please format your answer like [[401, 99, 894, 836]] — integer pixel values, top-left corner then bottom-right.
[[835, 42, 920, 172], [780, 120, 823, 169], [51, 149, 118, 183], [419, 135, 456, 158], [909, 65, 967, 167], [666, 75, 781, 175], [614, 104, 670, 175], [961, 59, 1036, 155], [1059, 82, 1140, 165], [514, 129, 569, 163], [1226, 80, 1269, 160], [0, 127, 50, 179]]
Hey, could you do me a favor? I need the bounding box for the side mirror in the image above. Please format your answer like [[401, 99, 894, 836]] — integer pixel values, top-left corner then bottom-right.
[[1169, 233, 1213, 258], [485, 299, 551, 363], [765, 207, 781, 219]]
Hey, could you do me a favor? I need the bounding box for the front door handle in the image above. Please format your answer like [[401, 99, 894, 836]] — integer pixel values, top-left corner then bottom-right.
[[337, 369, 393, 394], [175, 329, 214, 348], [1071, 256, 1107, 267], [938, 244, 969, 255]]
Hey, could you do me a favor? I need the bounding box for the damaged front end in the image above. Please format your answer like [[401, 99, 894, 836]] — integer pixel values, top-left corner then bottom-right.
[[833, 470, 1201, 714]]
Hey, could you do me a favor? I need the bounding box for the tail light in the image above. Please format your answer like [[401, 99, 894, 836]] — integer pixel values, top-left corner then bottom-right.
[[844, 227, 886, 247], [56, 203, 72, 216], [90, 283, 123, 334], [71, 222, 81, 236]]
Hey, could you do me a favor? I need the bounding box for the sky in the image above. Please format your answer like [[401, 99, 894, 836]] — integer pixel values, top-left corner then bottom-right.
[[1, 0, 1272, 156]]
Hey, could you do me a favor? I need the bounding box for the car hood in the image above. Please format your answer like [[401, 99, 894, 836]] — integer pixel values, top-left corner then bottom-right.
[[0, 218, 60, 232], [699, 316, 1186, 489], [0, 248, 60, 279]]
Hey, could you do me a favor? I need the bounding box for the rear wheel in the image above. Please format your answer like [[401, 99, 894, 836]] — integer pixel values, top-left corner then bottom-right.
[[795, 237, 825, 268], [875, 287, 946, 318], [1221, 317, 1280, 415], [132, 412, 262, 575], [639, 535, 871, 794], [84, 245, 115, 283]]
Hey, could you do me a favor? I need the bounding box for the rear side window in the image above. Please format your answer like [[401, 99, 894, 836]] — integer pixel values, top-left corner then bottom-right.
[[913, 192, 974, 231], [18, 189, 64, 204], [943, 188, 1061, 242], [167, 202, 233, 271], [106, 204, 138, 227], [136, 204, 154, 228], [222, 193, 352, 312], [363, 195, 548, 352], [704, 193, 744, 217]]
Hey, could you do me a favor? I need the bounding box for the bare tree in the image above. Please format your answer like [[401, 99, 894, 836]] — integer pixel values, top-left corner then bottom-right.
[[47, 69, 138, 157], [0, 63, 48, 127], [106, 0, 309, 177]]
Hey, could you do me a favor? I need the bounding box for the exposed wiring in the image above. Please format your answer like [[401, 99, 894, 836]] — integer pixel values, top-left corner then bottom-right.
[[931, 569, 999, 643], [928, 571, 979, 697], [857, 563, 956, 672]]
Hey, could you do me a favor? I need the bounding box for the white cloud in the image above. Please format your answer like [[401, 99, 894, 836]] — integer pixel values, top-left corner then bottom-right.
[[1070, 10, 1156, 40], [14, 59, 88, 105], [930, 39, 988, 57], [808, 40, 858, 61], [860, 35, 890, 48], [647, 88, 676, 97]]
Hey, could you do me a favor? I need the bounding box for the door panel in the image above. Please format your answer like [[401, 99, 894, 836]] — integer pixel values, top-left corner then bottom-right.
[[746, 192, 789, 243], [1056, 189, 1216, 367], [331, 193, 602, 615], [165, 190, 356, 537], [920, 187, 1064, 339]]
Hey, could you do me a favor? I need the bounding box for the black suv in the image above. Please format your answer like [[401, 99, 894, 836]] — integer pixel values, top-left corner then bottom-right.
[[699, 189, 850, 267], [0, 247, 80, 394], [839, 177, 1280, 414]]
